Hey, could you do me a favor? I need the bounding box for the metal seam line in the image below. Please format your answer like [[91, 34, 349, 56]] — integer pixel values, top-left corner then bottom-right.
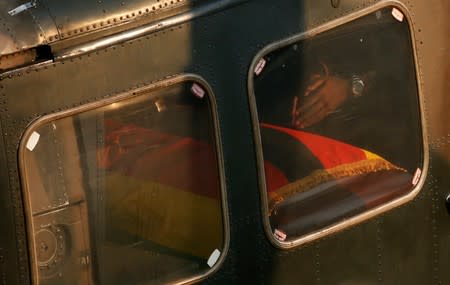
[[55, 0, 247, 60]]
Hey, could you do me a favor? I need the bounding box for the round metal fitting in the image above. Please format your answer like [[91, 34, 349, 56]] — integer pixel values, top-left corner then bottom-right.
[[35, 225, 68, 276]]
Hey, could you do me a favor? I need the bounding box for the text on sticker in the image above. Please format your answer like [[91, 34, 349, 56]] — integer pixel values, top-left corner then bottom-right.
[[26, 131, 40, 151], [412, 168, 422, 186], [254, 58, 266, 75], [207, 249, 221, 268], [274, 229, 287, 241], [191, 83, 205, 99], [391, 8, 404, 22]]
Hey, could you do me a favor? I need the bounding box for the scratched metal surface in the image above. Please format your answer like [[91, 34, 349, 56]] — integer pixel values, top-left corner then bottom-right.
[[38, 0, 191, 41], [0, 0, 449, 284], [0, 0, 193, 57], [0, 0, 53, 55]]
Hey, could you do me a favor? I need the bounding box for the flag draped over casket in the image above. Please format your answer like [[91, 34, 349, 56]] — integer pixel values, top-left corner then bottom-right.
[[261, 123, 412, 237], [97, 120, 412, 253], [97, 119, 223, 259]]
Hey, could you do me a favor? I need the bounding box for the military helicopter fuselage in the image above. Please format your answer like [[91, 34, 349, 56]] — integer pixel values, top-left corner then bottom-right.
[[0, 0, 449, 284]]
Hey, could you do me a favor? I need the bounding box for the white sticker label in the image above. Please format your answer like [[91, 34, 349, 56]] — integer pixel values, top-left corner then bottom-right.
[[274, 229, 287, 241], [254, 58, 266, 75], [8, 2, 36, 16], [391, 8, 404, 22], [191, 83, 205, 99], [412, 168, 422, 186], [26, 131, 40, 151], [207, 249, 221, 268]]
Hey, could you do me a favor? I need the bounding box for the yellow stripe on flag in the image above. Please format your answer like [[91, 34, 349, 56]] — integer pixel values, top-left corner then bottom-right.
[[104, 173, 223, 259]]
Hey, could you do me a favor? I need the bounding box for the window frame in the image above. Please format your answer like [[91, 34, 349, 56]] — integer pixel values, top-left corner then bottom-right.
[[247, 2, 428, 249], [18, 74, 230, 284]]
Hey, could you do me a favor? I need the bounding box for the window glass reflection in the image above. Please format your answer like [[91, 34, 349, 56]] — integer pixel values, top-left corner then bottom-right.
[[253, 7, 423, 242], [21, 80, 225, 284]]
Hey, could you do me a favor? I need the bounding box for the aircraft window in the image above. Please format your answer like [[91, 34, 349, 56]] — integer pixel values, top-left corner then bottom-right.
[[20, 78, 227, 284], [250, 6, 423, 246]]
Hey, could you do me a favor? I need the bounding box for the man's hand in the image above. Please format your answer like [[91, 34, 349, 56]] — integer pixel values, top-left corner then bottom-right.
[[292, 75, 351, 129]]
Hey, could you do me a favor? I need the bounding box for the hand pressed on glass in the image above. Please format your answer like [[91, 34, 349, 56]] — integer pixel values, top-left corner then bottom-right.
[[292, 63, 352, 129]]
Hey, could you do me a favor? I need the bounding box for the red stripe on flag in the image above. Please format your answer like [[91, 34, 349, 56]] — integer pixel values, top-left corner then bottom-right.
[[264, 161, 289, 193], [261, 124, 367, 169], [98, 120, 220, 199]]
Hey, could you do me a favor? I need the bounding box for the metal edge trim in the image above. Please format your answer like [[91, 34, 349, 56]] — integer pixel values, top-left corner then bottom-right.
[[54, 0, 247, 60], [246, 0, 429, 250], [1, 60, 53, 78], [18, 73, 230, 284]]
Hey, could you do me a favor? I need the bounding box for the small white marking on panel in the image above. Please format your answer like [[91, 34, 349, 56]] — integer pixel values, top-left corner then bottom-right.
[[274, 229, 287, 242], [26, 131, 40, 151], [254, 58, 266, 75], [391, 8, 404, 22], [412, 168, 422, 186], [191, 83, 205, 99], [8, 2, 36, 16], [207, 249, 221, 268]]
